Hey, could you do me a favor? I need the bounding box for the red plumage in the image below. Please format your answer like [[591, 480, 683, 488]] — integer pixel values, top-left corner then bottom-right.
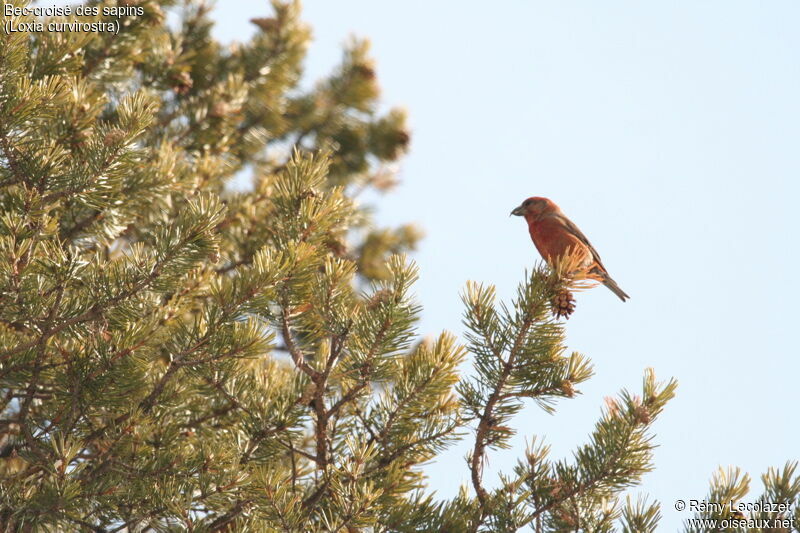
[[511, 197, 629, 302]]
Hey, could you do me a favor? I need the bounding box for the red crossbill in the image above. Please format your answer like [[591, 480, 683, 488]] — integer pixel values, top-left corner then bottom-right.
[[511, 197, 629, 302]]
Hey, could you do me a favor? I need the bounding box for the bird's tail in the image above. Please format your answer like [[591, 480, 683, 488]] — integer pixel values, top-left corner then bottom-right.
[[602, 276, 630, 302]]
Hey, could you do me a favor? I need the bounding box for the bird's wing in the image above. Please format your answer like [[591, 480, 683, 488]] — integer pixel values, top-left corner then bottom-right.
[[551, 213, 609, 272]]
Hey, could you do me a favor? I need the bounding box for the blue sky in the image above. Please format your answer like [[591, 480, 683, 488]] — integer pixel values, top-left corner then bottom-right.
[[215, 2, 798, 529]]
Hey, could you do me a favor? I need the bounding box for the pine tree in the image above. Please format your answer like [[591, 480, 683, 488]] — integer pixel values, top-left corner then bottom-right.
[[683, 465, 800, 533], [0, 2, 795, 532]]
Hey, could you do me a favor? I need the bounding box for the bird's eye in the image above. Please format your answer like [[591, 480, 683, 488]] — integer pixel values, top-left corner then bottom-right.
[[523, 199, 532, 207]]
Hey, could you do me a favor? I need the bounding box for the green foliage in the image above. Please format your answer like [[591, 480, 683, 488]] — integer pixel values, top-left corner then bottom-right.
[[0, 1, 422, 529], [621, 495, 661, 533], [0, 1, 788, 532], [458, 268, 676, 532], [684, 463, 800, 533]]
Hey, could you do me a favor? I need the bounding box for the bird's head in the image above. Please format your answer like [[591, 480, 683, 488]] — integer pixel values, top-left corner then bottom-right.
[[510, 197, 558, 220]]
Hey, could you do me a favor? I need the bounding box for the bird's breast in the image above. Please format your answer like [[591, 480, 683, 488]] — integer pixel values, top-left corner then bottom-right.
[[528, 218, 588, 265]]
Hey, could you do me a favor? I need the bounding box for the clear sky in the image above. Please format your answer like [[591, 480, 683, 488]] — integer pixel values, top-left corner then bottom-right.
[[213, 1, 799, 529]]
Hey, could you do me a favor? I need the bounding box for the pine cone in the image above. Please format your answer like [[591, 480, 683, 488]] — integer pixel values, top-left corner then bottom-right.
[[208, 102, 230, 119], [250, 17, 279, 33], [103, 128, 125, 147], [633, 403, 652, 424], [552, 288, 575, 319], [352, 63, 376, 80], [170, 71, 193, 95]]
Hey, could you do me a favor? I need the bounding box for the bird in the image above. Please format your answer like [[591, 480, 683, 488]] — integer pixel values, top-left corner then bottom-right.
[[510, 197, 629, 302]]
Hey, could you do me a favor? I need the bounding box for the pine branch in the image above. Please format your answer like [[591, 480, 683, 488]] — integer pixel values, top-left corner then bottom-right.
[[17, 284, 66, 452], [0, 130, 29, 188], [469, 299, 539, 511], [280, 308, 318, 380], [2, 268, 156, 360]]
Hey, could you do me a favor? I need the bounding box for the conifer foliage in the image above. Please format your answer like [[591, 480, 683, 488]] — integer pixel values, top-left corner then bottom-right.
[[1, 1, 793, 532]]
